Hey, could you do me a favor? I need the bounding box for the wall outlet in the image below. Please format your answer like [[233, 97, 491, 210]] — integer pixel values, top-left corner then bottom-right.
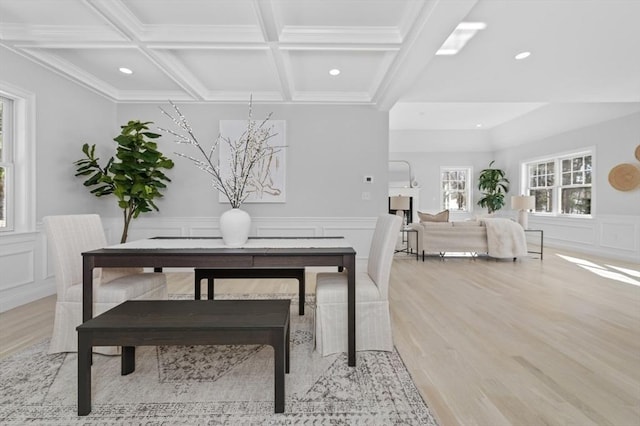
[[363, 175, 374, 183], [361, 191, 371, 200]]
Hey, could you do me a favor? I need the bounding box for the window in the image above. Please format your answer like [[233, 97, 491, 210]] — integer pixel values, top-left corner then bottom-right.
[[524, 150, 593, 217], [560, 154, 592, 214], [0, 83, 35, 233], [440, 167, 471, 211], [0, 96, 12, 230], [528, 161, 555, 213]]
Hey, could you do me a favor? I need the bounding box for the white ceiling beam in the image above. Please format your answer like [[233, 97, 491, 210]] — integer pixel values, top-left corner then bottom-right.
[[83, 0, 142, 41], [0, 23, 126, 43], [116, 90, 195, 103], [10, 41, 134, 49], [253, 0, 292, 101], [203, 90, 283, 103], [279, 26, 402, 44], [144, 49, 209, 101], [291, 91, 372, 104], [252, 0, 279, 42], [278, 44, 399, 52], [140, 25, 263, 43], [374, 0, 479, 111], [86, 0, 207, 101], [19, 48, 119, 100]]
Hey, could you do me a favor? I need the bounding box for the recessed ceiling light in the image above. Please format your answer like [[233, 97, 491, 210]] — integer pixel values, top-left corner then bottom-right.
[[436, 22, 487, 55], [119, 67, 133, 75], [514, 51, 531, 60], [329, 68, 340, 76], [476, 123, 483, 128]]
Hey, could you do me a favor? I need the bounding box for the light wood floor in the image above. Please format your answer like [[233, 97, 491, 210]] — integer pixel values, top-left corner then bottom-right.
[[1, 248, 639, 426]]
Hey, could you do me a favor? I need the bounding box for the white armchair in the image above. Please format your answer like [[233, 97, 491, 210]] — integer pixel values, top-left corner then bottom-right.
[[314, 214, 402, 356], [44, 214, 168, 354]]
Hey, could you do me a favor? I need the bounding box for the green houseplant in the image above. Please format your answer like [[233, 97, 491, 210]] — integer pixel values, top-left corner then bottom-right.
[[74, 120, 174, 243], [477, 160, 509, 213]]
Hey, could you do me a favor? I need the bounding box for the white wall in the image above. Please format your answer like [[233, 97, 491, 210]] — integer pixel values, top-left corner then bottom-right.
[[0, 60, 391, 311], [0, 46, 117, 219], [497, 112, 640, 217], [0, 46, 117, 312], [391, 112, 640, 262], [390, 129, 492, 153], [3, 43, 636, 312], [116, 102, 389, 219], [496, 112, 640, 262], [389, 150, 494, 221]]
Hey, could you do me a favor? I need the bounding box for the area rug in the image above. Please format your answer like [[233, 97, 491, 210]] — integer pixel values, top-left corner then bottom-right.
[[0, 294, 438, 425]]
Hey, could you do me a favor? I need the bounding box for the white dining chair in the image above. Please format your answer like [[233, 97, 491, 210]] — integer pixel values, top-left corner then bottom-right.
[[44, 214, 168, 354], [314, 214, 402, 356]]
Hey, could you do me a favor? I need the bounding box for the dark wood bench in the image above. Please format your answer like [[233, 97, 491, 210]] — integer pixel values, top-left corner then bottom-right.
[[195, 268, 306, 315], [77, 299, 291, 415]]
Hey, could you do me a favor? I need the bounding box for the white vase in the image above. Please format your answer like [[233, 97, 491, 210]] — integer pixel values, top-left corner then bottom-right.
[[219, 208, 251, 247]]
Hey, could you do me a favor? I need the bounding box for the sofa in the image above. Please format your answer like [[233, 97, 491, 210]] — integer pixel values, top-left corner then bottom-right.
[[408, 221, 487, 258], [407, 216, 527, 260]]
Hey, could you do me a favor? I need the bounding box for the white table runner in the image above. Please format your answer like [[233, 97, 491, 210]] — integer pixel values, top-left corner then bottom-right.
[[106, 237, 352, 250]]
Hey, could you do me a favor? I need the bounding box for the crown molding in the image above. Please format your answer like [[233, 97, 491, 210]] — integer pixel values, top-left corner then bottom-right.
[[115, 90, 194, 102], [20, 48, 118, 100], [0, 23, 124, 42], [202, 91, 284, 102], [279, 25, 402, 44], [142, 49, 208, 101], [141, 25, 264, 43], [291, 91, 372, 104]]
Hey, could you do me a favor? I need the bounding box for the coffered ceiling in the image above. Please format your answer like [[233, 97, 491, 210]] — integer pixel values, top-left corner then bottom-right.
[[0, 0, 443, 105], [1, 0, 639, 136]]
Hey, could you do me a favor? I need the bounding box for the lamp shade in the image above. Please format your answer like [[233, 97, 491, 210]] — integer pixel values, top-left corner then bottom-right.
[[390, 196, 410, 210], [511, 195, 535, 210]]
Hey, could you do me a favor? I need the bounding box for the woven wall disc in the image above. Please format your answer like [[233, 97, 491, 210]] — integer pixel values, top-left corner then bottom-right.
[[608, 163, 640, 191], [635, 144, 640, 162]]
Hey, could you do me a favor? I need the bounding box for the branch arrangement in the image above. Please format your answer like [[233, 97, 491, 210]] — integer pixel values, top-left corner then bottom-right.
[[159, 98, 281, 208]]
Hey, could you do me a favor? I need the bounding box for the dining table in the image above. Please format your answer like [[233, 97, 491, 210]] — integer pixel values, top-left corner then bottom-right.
[[81, 236, 358, 366]]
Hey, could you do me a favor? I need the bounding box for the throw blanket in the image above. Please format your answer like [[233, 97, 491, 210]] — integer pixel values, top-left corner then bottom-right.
[[482, 218, 528, 258]]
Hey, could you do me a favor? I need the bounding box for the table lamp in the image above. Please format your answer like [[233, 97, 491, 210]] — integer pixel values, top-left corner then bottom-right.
[[390, 196, 410, 226], [511, 195, 535, 229]]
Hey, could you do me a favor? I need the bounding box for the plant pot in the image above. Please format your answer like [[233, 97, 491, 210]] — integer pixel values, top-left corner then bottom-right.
[[219, 208, 251, 247]]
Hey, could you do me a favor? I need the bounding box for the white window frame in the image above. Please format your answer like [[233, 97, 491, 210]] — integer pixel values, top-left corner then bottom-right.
[[0, 96, 14, 230], [0, 82, 36, 233], [520, 147, 595, 218], [440, 166, 473, 212]]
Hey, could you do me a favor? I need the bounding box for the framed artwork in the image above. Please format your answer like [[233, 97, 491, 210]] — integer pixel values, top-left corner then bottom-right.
[[218, 119, 286, 203]]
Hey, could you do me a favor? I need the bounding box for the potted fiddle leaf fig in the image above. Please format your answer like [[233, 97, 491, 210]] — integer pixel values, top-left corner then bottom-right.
[[477, 160, 509, 213], [74, 120, 174, 243]]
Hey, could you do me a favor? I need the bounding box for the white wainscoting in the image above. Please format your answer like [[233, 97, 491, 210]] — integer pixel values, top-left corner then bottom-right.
[[101, 216, 378, 258], [2, 213, 637, 313], [528, 214, 640, 263], [0, 230, 53, 313], [0, 216, 378, 313]]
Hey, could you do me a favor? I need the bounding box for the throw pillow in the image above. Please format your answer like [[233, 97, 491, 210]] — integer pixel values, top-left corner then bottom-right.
[[418, 209, 449, 223]]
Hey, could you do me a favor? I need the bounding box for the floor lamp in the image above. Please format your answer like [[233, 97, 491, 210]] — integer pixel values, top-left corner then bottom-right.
[[390, 196, 410, 226], [511, 195, 535, 229]]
